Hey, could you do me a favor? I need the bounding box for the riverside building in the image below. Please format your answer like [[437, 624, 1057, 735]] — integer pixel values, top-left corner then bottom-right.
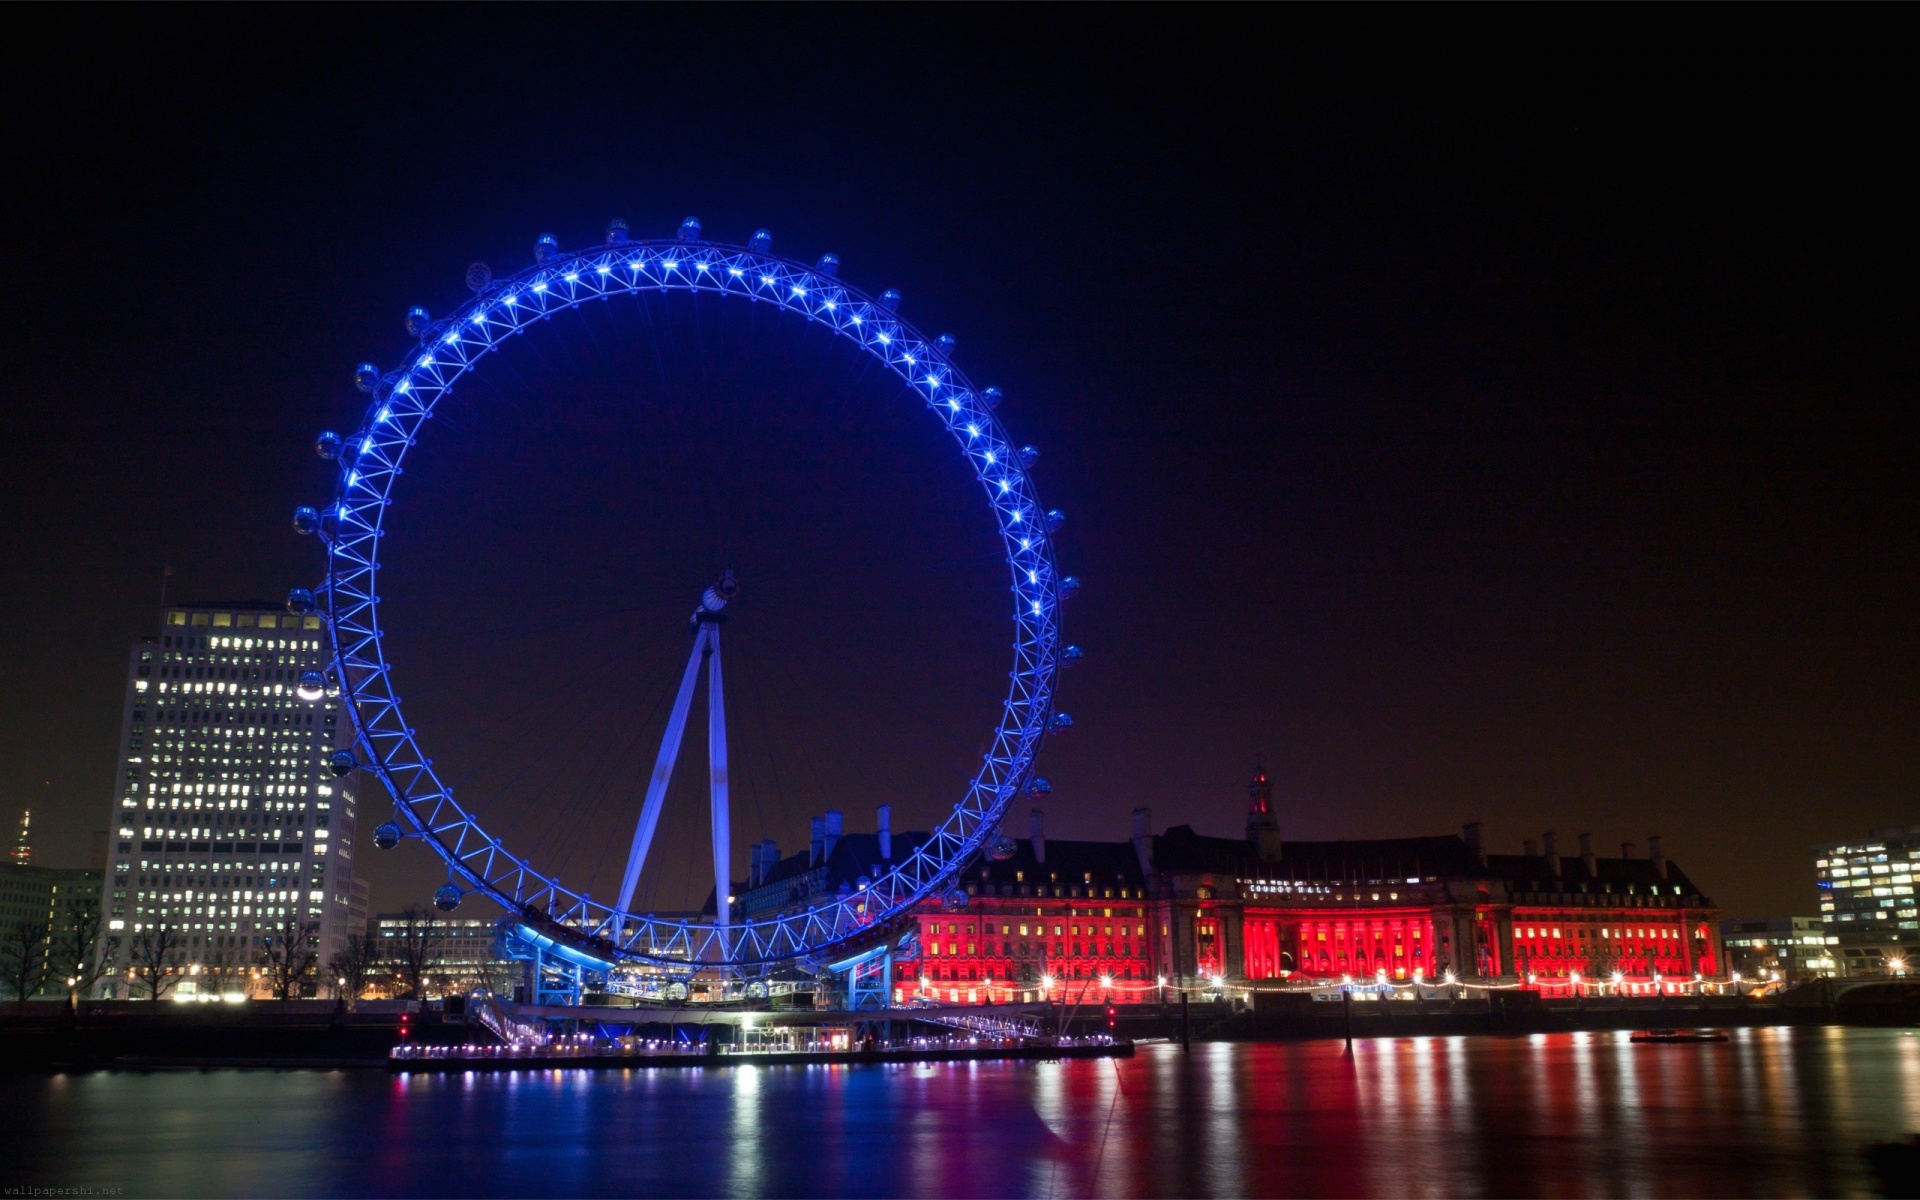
[[96, 601, 359, 998], [1815, 827, 1920, 975], [734, 771, 1724, 1006]]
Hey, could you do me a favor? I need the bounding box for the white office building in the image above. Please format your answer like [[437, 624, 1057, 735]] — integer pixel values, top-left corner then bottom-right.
[[99, 601, 359, 997]]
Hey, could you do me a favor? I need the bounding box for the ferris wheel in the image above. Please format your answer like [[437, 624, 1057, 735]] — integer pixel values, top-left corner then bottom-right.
[[290, 217, 1078, 970]]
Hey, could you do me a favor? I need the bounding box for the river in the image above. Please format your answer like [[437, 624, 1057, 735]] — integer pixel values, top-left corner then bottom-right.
[[4, 1027, 1916, 1197]]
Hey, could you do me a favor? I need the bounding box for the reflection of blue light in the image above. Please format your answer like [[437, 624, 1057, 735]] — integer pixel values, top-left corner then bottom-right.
[[511, 922, 615, 973], [394, 379, 410, 394], [984, 451, 996, 464], [728, 267, 743, 277], [564, 272, 578, 282], [999, 480, 1011, 493], [903, 353, 915, 364], [504, 294, 518, 305], [596, 265, 610, 274], [851, 316, 863, 325], [824, 301, 836, 311], [791, 285, 806, 296], [759, 275, 773, 285], [695, 262, 710, 272], [629, 261, 642, 270], [877, 333, 891, 345], [444, 332, 459, 343], [1020, 538, 1031, 550], [377, 407, 393, 423], [1032, 601, 1043, 615], [948, 399, 961, 411], [417, 356, 433, 368], [966, 424, 980, 438], [1012, 510, 1024, 522], [347, 471, 359, 486], [471, 311, 486, 324], [1027, 569, 1038, 583], [667, 261, 680, 271], [533, 282, 547, 293], [361, 437, 373, 454]]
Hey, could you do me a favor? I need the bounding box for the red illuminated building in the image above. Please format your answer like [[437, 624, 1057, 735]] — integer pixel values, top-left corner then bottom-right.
[[732, 771, 1723, 1006]]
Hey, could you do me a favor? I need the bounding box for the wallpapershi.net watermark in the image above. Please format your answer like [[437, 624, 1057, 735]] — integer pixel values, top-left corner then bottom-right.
[[4, 1188, 126, 1197]]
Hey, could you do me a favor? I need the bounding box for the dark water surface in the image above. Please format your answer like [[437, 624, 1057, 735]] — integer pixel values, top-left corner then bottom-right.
[[5, 1028, 1918, 1197]]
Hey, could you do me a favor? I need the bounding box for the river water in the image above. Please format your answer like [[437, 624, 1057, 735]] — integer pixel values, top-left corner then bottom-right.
[[4, 1027, 1916, 1197]]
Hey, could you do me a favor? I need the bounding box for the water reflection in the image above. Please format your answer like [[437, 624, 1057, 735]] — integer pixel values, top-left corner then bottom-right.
[[4, 1028, 1916, 1197]]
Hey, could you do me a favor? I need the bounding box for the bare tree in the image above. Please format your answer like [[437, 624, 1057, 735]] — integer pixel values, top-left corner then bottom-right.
[[258, 913, 320, 1000], [326, 932, 379, 1011], [2, 918, 52, 1008], [129, 924, 182, 1001], [54, 900, 109, 1011], [390, 904, 442, 1001]]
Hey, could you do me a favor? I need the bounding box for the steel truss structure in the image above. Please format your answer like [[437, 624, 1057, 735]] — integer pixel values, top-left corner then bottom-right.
[[303, 220, 1071, 969]]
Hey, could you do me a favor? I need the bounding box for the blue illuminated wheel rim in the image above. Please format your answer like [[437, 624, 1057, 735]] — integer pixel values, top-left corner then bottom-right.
[[310, 223, 1068, 968]]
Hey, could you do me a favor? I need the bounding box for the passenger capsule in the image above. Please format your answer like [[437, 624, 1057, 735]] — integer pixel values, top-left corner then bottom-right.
[[354, 363, 380, 393], [987, 835, 1018, 862], [295, 670, 326, 701], [981, 386, 1003, 410], [605, 217, 630, 245], [936, 334, 957, 358], [374, 822, 402, 850], [292, 506, 320, 536], [433, 884, 462, 912], [314, 431, 342, 460], [1058, 575, 1081, 600], [1048, 712, 1075, 734], [1027, 776, 1053, 798], [677, 216, 703, 242], [405, 306, 431, 339], [1062, 644, 1084, 667], [1018, 445, 1040, 468], [943, 888, 970, 909], [534, 232, 561, 264], [286, 588, 315, 615], [327, 750, 356, 776], [465, 261, 493, 291], [815, 253, 840, 277], [878, 288, 901, 313], [748, 229, 773, 253], [1046, 508, 1067, 532]]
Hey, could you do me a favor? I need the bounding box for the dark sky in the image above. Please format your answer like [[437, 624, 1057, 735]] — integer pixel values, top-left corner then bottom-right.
[[2, 9, 1913, 921]]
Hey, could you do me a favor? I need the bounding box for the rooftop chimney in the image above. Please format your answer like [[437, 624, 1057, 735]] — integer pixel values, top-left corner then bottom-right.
[[1543, 830, 1561, 877], [810, 816, 826, 867], [823, 810, 843, 860], [1462, 821, 1485, 865], [1578, 832, 1596, 877], [1130, 807, 1154, 876], [1649, 834, 1668, 879], [1523, 838, 1539, 858], [1030, 808, 1046, 863], [1621, 840, 1637, 860], [876, 805, 892, 861]]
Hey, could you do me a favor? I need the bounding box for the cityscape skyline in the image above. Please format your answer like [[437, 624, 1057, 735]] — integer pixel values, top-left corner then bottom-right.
[[3, 10, 1914, 928]]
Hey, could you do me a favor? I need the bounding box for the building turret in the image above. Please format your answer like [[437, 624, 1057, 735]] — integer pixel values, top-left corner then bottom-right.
[[1246, 764, 1281, 861]]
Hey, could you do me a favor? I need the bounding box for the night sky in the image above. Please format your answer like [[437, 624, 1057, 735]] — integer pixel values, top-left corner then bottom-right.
[[3, 10, 1913, 921]]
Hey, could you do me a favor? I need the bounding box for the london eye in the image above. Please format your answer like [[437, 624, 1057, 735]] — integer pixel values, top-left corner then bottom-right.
[[291, 217, 1077, 974]]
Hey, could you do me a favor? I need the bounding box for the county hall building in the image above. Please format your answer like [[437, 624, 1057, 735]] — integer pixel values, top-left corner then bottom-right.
[[739, 770, 1723, 1005]]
